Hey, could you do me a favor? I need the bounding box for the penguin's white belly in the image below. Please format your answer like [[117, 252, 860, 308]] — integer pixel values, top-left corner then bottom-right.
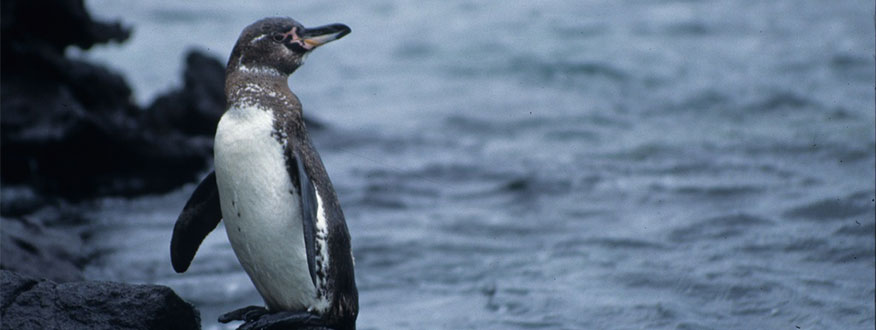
[[214, 105, 316, 311]]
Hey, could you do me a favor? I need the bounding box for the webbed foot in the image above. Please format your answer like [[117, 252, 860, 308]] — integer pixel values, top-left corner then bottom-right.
[[218, 305, 269, 323], [219, 307, 328, 330]]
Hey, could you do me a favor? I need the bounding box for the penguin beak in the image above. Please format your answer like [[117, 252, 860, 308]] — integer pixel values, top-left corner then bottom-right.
[[300, 24, 351, 49]]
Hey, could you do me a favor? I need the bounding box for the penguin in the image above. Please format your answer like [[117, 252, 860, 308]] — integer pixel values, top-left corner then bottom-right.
[[169, 17, 357, 330]]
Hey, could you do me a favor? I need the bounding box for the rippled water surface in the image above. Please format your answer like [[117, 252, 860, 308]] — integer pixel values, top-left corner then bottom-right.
[[81, 1, 874, 329]]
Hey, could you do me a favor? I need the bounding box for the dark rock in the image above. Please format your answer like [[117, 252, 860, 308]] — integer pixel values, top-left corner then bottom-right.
[[0, 83, 212, 198], [1, 0, 130, 53], [0, 270, 201, 330], [0, 0, 211, 199], [145, 51, 227, 137], [0, 76, 212, 198], [0, 186, 47, 217], [0, 216, 85, 283]]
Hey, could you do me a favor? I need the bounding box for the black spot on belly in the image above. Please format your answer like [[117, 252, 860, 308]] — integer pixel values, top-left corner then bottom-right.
[[237, 227, 241, 232], [237, 211, 241, 217]]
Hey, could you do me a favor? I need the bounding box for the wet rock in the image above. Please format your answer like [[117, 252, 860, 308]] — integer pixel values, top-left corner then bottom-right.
[[0, 186, 47, 217], [1, 0, 130, 52], [145, 51, 227, 137], [0, 270, 201, 330], [0, 0, 211, 199], [0, 217, 85, 283]]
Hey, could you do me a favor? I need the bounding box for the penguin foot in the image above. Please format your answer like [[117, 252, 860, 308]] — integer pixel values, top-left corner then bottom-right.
[[218, 305, 269, 323], [220, 307, 328, 330]]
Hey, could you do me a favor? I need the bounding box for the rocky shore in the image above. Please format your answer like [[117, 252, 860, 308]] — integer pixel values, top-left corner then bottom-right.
[[2, 0, 243, 328], [1, 0, 215, 200], [1, 270, 200, 330]]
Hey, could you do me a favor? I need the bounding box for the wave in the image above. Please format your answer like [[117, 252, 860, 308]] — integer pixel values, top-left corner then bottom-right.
[[782, 191, 874, 221], [668, 213, 773, 243]]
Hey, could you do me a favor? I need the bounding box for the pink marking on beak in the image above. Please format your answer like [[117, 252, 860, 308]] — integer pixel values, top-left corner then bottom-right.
[[284, 27, 315, 50]]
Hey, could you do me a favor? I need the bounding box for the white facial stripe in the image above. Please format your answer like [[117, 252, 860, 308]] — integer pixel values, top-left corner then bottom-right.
[[251, 34, 267, 44]]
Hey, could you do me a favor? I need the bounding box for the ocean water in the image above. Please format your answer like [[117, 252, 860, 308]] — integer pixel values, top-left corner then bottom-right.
[[78, 1, 874, 329]]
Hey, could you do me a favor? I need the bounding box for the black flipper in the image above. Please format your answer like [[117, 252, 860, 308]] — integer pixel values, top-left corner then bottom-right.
[[287, 146, 319, 288], [170, 171, 223, 273]]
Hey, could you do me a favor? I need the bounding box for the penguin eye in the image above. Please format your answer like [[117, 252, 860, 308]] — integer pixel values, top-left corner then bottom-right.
[[272, 34, 285, 42]]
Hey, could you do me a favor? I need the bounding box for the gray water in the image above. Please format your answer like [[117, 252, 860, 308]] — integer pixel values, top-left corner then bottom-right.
[[78, 1, 874, 329]]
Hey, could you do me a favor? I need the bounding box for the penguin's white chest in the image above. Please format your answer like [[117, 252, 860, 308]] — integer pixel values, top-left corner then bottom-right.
[[213, 105, 316, 311]]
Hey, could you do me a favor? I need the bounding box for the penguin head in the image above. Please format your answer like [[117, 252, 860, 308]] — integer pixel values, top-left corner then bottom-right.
[[228, 17, 351, 76]]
